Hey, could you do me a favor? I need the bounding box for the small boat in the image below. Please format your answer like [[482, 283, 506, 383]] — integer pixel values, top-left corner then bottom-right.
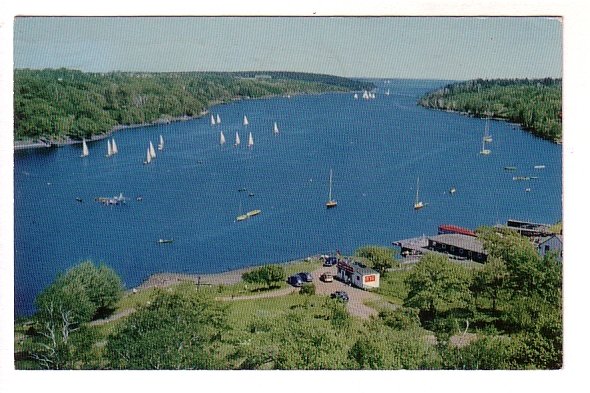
[[385, 89, 390, 96], [220, 131, 226, 145], [504, 166, 517, 171], [136, 196, 143, 201], [273, 122, 279, 134], [157, 239, 174, 244], [525, 188, 531, 192], [238, 188, 247, 192], [353, 93, 358, 99], [210, 114, 216, 125], [248, 192, 255, 197], [449, 187, 456, 195], [236, 202, 248, 221], [75, 197, 83, 203], [247, 132, 254, 148], [158, 135, 164, 151], [326, 169, 337, 208], [234, 132, 241, 147], [414, 177, 424, 210], [81, 138, 89, 157], [246, 209, 261, 217], [534, 165, 546, 169], [149, 141, 156, 159], [243, 115, 249, 126], [106, 139, 113, 157], [143, 147, 152, 165], [216, 114, 221, 124], [513, 176, 531, 181], [480, 138, 491, 155], [111, 138, 118, 154]]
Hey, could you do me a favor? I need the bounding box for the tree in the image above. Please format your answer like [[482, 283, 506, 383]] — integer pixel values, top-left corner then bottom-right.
[[404, 254, 472, 319], [471, 256, 509, 311], [354, 245, 398, 275], [106, 287, 229, 369], [242, 265, 285, 289]]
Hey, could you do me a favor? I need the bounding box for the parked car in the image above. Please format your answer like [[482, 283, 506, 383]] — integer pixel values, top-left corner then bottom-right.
[[297, 272, 313, 282], [330, 291, 349, 302], [287, 275, 303, 287], [320, 272, 333, 282], [323, 256, 338, 267]]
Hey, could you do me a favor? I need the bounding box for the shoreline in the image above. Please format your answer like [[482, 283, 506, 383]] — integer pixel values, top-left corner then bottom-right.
[[136, 256, 318, 291], [13, 90, 353, 152]]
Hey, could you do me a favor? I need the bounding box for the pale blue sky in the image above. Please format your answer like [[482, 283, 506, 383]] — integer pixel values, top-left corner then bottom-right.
[[14, 16, 562, 80]]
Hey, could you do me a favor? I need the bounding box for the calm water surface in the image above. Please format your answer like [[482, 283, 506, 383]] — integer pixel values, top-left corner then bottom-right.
[[14, 80, 562, 316]]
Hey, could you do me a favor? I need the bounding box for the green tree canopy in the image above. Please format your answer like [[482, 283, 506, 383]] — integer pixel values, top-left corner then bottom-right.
[[242, 265, 286, 289], [354, 245, 398, 275]]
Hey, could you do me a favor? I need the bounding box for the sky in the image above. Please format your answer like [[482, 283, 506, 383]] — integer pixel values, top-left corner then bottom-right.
[[12, 16, 562, 80]]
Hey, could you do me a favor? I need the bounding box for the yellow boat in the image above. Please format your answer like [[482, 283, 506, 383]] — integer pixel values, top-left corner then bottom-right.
[[236, 214, 248, 221]]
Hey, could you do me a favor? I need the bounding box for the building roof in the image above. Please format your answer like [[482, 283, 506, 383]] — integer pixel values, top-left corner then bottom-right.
[[428, 233, 486, 254], [538, 234, 563, 246]]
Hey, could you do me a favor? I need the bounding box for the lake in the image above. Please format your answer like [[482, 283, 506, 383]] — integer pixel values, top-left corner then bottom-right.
[[14, 79, 562, 316]]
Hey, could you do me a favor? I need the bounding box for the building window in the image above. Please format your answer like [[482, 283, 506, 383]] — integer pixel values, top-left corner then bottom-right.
[[545, 245, 551, 252]]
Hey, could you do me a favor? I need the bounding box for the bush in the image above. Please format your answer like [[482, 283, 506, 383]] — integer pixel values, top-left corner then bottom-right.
[[300, 283, 315, 296]]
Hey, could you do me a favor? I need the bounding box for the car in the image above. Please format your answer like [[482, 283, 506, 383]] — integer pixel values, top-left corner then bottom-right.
[[330, 291, 349, 302], [287, 275, 303, 287], [320, 272, 333, 282], [297, 272, 313, 282], [323, 256, 338, 267]]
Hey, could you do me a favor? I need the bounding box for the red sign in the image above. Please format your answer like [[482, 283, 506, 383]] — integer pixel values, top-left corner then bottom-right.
[[364, 275, 376, 283]]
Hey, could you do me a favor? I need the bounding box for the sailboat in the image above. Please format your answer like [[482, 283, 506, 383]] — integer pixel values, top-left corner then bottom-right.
[[149, 141, 157, 159], [247, 132, 254, 148], [385, 89, 390, 96], [353, 93, 359, 99], [143, 148, 152, 165], [243, 115, 249, 126], [111, 138, 118, 155], [273, 122, 279, 134], [220, 131, 226, 145], [236, 202, 248, 221], [480, 138, 491, 155], [216, 114, 221, 124], [210, 114, 216, 125], [414, 177, 424, 210], [483, 119, 493, 143], [158, 135, 164, 151], [80, 138, 89, 157], [106, 139, 113, 157], [326, 169, 337, 208], [234, 132, 241, 147]]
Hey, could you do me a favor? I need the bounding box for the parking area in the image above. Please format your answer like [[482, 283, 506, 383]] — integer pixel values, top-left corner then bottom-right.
[[310, 265, 380, 319]]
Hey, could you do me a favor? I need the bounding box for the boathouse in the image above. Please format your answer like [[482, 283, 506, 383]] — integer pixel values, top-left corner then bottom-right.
[[438, 224, 476, 237], [426, 233, 487, 263], [336, 260, 380, 290], [501, 219, 552, 237]]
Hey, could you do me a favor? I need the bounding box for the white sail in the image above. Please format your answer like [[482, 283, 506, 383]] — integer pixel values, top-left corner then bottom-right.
[[248, 132, 254, 148], [354, 93, 358, 99], [216, 114, 221, 124], [211, 114, 216, 125], [243, 115, 249, 126], [158, 135, 164, 150], [106, 139, 113, 157], [483, 119, 492, 142], [111, 138, 118, 154], [235, 132, 241, 146], [273, 122, 279, 134], [144, 147, 151, 164], [326, 169, 337, 208], [220, 131, 226, 145], [81, 139, 89, 157], [149, 141, 156, 158]]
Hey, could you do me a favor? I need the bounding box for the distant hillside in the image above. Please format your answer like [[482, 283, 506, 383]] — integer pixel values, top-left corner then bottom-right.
[[418, 78, 562, 143], [14, 68, 375, 142]]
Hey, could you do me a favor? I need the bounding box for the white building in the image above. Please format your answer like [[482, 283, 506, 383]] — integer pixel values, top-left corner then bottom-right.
[[336, 260, 380, 290]]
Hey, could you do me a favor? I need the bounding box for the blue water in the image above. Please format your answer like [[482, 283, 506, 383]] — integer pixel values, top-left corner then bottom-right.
[[14, 79, 562, 316]]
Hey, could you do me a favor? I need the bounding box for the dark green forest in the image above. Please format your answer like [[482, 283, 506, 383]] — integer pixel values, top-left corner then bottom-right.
[[419, 78, 562, 143], [14, 68, 373, 142]]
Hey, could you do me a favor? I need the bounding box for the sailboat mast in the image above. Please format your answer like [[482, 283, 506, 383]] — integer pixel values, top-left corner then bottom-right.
[[329, 169, 333, 200], [415, 177, 420, 205]]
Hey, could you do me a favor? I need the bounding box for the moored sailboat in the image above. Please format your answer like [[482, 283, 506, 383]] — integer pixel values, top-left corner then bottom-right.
[[149, 141, 156, 159], [248, 132, 254, 148], [480, 138, 491, 155], [143, 147, 152, 164], [211, 114, 216, 125], [414, 177, 424, 210], [111, 138, 118, 155], [220, 131, 226, 145], [158, 135, 164, 151], [273, 122, 279, 134], [243, 115, 249, 126], [483, 118, 493, 143], [216, 114, 221, 124], [326, 169, 337, 209], [234, 132, 241, 147], [106, 139, 113, 157]]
